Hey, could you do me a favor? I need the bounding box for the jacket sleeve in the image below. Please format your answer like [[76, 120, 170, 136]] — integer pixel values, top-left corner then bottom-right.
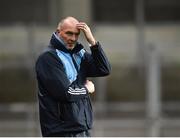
[[84, 42, 111, 77], [35, 51, 88, 102]]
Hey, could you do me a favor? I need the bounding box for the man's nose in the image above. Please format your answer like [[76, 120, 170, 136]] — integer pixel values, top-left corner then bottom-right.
[[71, 34, 77, 41]]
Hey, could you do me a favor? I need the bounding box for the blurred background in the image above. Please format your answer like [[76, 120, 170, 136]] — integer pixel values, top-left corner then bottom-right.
[[0, 0, 180, 136]]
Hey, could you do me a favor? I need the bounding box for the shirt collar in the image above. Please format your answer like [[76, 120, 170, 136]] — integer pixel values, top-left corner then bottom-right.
[[53, 32, 65, 46]]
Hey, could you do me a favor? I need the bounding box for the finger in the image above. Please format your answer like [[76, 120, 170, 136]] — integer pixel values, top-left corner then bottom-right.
[[76, 23, 85, 27], [76, 24, 86, 29], [76, 23, 89, 29], [78, 22, 86, 25], [77, 26, 88, 32]]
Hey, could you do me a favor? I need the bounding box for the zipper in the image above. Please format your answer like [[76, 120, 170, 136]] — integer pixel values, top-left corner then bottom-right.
[[71, 54, 79, 73]]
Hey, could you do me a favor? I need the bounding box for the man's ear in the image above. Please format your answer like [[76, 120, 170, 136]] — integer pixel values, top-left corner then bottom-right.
[[56, 29, 60, 33]]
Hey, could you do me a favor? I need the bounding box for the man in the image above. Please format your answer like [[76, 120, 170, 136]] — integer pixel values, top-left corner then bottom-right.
[[35, 16, 111, 137]]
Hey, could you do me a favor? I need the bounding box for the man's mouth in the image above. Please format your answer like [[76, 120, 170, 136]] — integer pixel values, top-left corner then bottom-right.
[[68, 41, 76, 46], [68, 43, 74, 45], [68, 43, 74, 46]]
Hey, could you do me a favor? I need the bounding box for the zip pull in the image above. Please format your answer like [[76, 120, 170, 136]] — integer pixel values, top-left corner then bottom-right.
[[71, 53, 79, 72]]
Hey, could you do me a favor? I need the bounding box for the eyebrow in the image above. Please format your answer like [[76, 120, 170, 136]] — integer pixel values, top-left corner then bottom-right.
[[66, 31, 80, 35]]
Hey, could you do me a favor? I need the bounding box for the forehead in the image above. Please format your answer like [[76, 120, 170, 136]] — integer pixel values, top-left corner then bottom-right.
[[62, 25, 79, 33], [61, 20, 79, 33]]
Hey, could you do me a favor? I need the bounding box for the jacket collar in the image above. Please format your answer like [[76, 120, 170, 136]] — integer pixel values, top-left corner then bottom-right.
[[49, 32, 84, 54]]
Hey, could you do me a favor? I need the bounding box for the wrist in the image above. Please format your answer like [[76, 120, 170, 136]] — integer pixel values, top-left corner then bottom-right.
[[89, 40, 97, 47]]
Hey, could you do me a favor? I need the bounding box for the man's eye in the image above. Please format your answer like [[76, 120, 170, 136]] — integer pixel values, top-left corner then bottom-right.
[[65, 32, 80, 36], [66, 32, 73, 35]]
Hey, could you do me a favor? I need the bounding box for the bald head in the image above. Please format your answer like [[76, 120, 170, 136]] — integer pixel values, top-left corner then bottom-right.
[[57, 16, 79, 31]]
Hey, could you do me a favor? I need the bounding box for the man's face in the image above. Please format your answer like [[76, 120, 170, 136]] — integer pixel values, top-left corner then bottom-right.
[[57, 25, 80, 50]]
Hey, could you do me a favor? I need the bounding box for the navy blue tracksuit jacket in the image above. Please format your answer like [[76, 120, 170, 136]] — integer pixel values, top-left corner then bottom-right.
[[35, 33, 111, 136]]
